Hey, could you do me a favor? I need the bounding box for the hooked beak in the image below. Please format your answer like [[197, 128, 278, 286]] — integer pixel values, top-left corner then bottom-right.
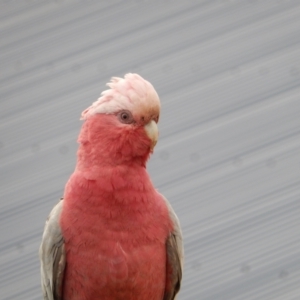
[[144, 120, 158, 151]]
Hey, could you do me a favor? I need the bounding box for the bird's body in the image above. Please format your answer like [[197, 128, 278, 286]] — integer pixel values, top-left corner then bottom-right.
[[40, 74, 183, 300], [61, 167, 171, 299]]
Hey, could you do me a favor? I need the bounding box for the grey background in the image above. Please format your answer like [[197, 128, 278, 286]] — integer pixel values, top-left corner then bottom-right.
[[1, 1, 300, 299]]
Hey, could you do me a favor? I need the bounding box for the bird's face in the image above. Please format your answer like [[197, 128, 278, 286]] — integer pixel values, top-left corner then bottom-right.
[[114, 106, 159, 152], [78, 74, 160, 165]]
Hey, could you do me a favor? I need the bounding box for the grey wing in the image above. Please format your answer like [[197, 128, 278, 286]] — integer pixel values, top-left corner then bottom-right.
[[162, 195, 184, 300], [39, 198, 66, 300]]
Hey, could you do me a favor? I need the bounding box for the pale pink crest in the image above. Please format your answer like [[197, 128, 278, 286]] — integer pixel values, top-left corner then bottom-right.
[[80, 73, 160, 120]]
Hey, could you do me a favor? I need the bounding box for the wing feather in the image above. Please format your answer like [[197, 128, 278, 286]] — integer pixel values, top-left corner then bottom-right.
[[161, 195, 184, 300], [39, 198, 65, 300]]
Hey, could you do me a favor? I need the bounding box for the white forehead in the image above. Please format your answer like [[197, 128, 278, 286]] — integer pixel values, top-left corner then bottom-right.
[[81, 73, 160, 120]]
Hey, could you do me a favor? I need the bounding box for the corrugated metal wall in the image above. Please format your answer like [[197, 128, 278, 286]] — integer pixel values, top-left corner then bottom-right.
[[1, 1, 300, 299]]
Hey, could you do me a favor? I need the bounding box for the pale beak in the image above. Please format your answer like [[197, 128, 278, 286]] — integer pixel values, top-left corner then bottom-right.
[[144, 120, 159, 151]]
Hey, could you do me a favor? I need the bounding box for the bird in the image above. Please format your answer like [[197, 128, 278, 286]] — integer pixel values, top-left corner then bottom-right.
[[39, 73, 183, 300]]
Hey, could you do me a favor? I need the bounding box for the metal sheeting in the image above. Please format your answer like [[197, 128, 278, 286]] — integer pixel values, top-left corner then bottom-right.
[[1, 1, 300, 299]]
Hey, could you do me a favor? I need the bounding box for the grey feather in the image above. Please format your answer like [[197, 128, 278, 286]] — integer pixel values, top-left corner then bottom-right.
[[161, 195, 184, 300], [39, 198, 65, 300]]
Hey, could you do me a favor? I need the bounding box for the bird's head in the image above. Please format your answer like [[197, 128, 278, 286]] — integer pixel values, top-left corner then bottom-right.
[[77, 73, 160, 167]]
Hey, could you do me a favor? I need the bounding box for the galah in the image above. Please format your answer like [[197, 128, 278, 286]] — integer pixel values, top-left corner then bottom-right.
[[39, 73, 183, 300]]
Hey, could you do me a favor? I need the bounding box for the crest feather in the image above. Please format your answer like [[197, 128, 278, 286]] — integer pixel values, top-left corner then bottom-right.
[[80, 73, 160, 120]]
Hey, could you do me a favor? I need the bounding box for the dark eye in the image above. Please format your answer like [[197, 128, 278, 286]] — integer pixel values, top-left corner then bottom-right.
[[118, 110, 134, 124]]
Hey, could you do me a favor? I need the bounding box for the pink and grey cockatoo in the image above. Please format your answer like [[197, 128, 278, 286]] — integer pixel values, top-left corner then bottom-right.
[[39, 73, 183, 300]]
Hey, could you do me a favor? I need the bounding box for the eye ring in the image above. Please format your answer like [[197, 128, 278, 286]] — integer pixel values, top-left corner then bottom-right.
[[117, 110, 134, 124]]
